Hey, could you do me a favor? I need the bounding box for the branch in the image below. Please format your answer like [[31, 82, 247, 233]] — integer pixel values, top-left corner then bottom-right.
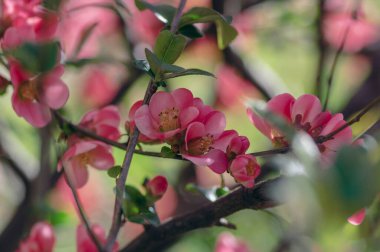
[[323, 0, 361, 110], [314, 0, 327, 98], [119, 177, 285, 252], [63, 172, 104, 251]]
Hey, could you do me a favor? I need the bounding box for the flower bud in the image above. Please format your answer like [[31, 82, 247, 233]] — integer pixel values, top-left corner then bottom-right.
[[146, 175, 168, 199], [229, 155, 260, 188]]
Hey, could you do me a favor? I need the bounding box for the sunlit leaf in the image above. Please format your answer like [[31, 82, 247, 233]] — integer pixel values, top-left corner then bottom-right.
[[154, 30, 186, 64]]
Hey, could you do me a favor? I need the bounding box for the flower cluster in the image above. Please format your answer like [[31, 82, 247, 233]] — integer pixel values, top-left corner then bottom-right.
[[0, 0, 68, 127], [127, 88, 261, 188], [58, 106, 120, 188], [247, 93, 353, 163]]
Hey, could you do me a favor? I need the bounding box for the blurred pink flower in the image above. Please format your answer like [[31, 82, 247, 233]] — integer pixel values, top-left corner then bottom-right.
[[127, 10, 163, 45], [324, 12, 378, 52], [77, 224, 118, 252], [134, 88, 200, 142], [58, 140, 114, 188], [216, 65, 257, 108], [82, 68, 118, 107], [16, 222, 55, 252], [78, 105, 121, 141], [146, 175, 168, 199], [9, 62, 69, 127], [247, 93, 352, 163], [215, 232, 251, 252], [229, 154, 260, 188], [348, 208, 366, 225]]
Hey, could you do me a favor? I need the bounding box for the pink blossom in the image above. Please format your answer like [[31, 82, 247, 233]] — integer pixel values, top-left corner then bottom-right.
[[127, 9, 163, 45], [324, 12, 378, 53], [78, 105, 121, 141], [59, 140, 114, 188], [134, 88, 200, 142], [16, 222, 55, 252], [229, 155, 260, 188], [216, 65, 257, 108], [215, 232, 251, 252], [77, 224, 118, 252], [226, 134, 250, 160], [82, 68, 118, 107], [348, 208, 366, 225], [10, 62, 69, 127], [146, 175, 168, 199], [247, 93, 352, 162], [180, 112, 236, 174]]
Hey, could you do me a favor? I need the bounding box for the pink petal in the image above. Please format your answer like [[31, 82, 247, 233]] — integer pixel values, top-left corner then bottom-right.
[[213, 130, 238, 151], [204, 111, 226, 136], [267, 93, 295, 122], [12, 94, 52, 127], [247, 108, 272, 140], [63, 158, 89, 188], [291, 94, 322, 124], [89, 146, 115, 170], [41, 77, 69, 109], [135, 105, 161, 139], [128, 100, 143, 120], [171, 88, 194, 110], [206, 149, 228, 174], [348, 208, 366, 225], [179, 106, 199, 129], [149, 91, 176, 121]]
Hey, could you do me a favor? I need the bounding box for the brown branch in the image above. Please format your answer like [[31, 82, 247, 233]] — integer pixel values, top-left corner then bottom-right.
[[63, 173, 104, 251], [314, 0, 327, 98], [119, 177, 285, 252]]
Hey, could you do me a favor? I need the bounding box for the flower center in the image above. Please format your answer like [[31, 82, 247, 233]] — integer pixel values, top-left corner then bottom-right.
[[246, 159, 258, 176], [271, 129, 288, 147], [78, 152, 91, 166], [159, 107, 180, 132], [19, 78, 39, 101], [294, 114, 312, 132], [187, 134, 214, 156]]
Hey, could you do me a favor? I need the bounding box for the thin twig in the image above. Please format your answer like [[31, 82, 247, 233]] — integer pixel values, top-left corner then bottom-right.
[[170, 0, 187, 33], [63, 172, 104, 252], [314, 0, 327, 98], [323, 0, 361, 110]]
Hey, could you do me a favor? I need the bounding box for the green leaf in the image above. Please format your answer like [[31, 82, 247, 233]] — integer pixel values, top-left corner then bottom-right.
[[154, 30, 186, 64], [163, 68, 215, 80], [215, 187, 230, 197], [124, 185, 147, 208], [178, 24, 203, 39], [135, 0, 176, 23], [72, 22, 98, 58], [107, 165, 122, 178], [160, 146, 176, 158], [42, 0, 62, 11], [145, 49, 185, 79], [179, 7, 238, 49], [10, 42, 60, 73]]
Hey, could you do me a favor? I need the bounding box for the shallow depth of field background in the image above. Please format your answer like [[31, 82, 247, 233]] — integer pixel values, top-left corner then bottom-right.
[[1, 0, 380, 251]]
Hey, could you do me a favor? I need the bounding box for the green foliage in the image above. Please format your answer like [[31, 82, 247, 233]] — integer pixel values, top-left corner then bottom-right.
[[160, 146, 177, 158], [178, 25, 203, 39], [122, 185, 160, 226], [135, 0, 176, 23], [185, 183, 230, 202], [107, 165, 122, 178], [154, 30, 186, 64], [179, 7, 237, 49], [42, 0, 62, 11], [10, 42, 60, 74]]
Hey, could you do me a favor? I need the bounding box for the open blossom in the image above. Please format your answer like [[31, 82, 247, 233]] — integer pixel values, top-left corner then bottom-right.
[[59, 140, 114, 188], [77, 224, 118, 252], [247, 93, 352, 162], [229, 155, 260, 188], [134, 88, 200, 142], [78, 105, 121, 141], [146, 175, 168, 199], [180, 111, 236, 174], [10, 62, 69, 127], [215, 232, 251, 252], [16, 222, 55, 252]]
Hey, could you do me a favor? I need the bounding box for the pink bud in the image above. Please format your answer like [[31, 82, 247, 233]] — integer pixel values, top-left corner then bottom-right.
[[146, 175, 168, 198], [215, 232, 251, 252], [229, 155, 261, 188], [348, 208, 366, 226], [16, 222, 55, 252]]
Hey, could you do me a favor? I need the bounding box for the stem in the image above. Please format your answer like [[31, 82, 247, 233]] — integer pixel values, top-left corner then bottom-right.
[[63, 172, 104, 252], [105, 80, 157, 251], [170, 0, 187, 33], [323, 0, 361, 110], [314, 0, 327, 98]]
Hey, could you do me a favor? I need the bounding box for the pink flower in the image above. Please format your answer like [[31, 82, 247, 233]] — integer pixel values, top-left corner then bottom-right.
[[348, 208, 366, 225], [146, 175, 168, 199], [215, 232, 251, 252], [10, 62, 69, 127], [247, 93, 352, 162], [77, 224, 119, 252], [16, 222, 55, 252], [134, 88, 200, 142], [324, 12, 378, 53], [125, 100, 160, 143], [229, 155, 260, 188], [82, 68, 118, 107], [78, 105, 121, 141], [59, 140, 114, 188], [180, 112, 236, 174], [216, 65, 257, 108], [226, 134, 250, 160]]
